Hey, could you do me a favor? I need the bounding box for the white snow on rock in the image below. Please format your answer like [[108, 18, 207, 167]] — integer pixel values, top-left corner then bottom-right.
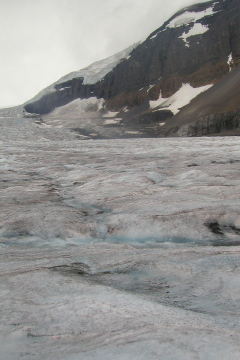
[[147, 85, 155, 93], [104, 119, 120, 125], [149, 5, 217, 42], [150, 33, 158, 40], [227, 53, 233, 72], [103, 111, 119, 118], [125, 130, 142, 134], [59, 86, 71, 91], [149, 83, 213, 114], [48, 97, 104, 116], [167, 6, 217, 29], [179, 22, 209, 46], [26, 43, 139, 104]]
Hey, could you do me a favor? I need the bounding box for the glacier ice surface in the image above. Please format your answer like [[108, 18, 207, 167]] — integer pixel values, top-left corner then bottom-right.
[[1, 113, 240, 359]]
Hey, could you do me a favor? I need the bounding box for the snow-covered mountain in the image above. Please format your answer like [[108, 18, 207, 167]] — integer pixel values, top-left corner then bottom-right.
[[26, 44, 138, 105], [24, 0, 240, 137]]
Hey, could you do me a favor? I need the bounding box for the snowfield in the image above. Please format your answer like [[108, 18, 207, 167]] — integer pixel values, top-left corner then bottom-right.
[[167, 6, 217, 29], [150, 83, 213, 114], [150, 3, 218, 41], [179, 23, 209, 46], [1, 114, 240, 359]]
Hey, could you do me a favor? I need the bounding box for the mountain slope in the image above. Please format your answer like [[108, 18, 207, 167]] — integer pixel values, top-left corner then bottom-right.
[[25, 44, 138, 105], [24, 0, 240, 137], [173, 66, 240, 136]]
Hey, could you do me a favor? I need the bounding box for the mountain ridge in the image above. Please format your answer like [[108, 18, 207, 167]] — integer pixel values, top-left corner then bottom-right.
[[23, 0, 240, 138]]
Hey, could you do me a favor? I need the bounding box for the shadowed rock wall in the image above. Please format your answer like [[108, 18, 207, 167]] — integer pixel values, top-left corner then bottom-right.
[[178, 111, 240, 136]]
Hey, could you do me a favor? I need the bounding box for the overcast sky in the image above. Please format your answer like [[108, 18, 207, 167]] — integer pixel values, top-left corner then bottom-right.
[[0, 0, 210, 107]]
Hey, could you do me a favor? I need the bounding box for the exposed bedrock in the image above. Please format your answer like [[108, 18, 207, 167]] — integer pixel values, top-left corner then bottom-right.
[[127, 110, 174, 126], [178, 111, 240, 136], [25, 78, 95, 114], [24, 0, 240, 118]]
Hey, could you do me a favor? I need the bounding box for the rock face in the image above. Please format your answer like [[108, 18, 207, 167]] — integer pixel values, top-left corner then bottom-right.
[[26, 77, 95, 115], [158, 64, 240, 136], [178, 111, 240, 136], [24, 0, 240, 137]]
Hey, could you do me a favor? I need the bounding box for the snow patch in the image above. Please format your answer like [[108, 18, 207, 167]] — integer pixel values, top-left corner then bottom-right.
[[125, 130, 142, 134], [227, 53, 233, 72], [173, 16, 195, 27], [150, 34, 158, 40], [104, 119, 120, 125], [167, 6, 217, 29], [147, 85, 155, 94], [59, 86, 71, 91], [149, 83, 213, 115], [179, 23, 209, 46], [103, 111, 119, 118], [148, 29, 166, 40], [49, 97, 104, 116], [148, 5, 217, 44]]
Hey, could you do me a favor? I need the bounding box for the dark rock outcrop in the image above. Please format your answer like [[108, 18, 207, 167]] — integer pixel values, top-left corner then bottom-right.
[[25, 77, 95, 114], [178, 111, 240, 136]]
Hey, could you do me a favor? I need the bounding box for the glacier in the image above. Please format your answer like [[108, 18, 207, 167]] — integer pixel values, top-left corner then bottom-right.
[[1, 112, 240, 359]]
